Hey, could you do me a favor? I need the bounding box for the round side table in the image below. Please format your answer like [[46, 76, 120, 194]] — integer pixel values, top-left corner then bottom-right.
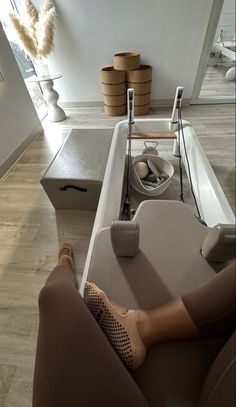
[[28, 74, 66, 122]]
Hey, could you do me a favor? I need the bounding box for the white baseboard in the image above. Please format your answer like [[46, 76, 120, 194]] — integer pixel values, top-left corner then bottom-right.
[[60, 101, 104, 108], [60, 98, 191, 109], [0, 122, 43, 181]]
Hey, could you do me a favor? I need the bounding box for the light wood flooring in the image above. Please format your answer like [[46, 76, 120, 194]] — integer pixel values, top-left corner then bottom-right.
[[200, 64, 235, 98], [0, 104, 235, 406]]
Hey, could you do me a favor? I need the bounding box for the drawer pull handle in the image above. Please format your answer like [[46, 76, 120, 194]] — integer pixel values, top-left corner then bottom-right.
[[60, 185, 88, 192]]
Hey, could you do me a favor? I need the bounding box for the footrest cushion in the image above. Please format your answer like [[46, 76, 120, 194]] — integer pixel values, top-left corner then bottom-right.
[[41, 129, 113, 209]]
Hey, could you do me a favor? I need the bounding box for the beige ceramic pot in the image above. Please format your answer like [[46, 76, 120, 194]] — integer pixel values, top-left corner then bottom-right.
[[103, 93, 126, 106], [127, 65, 153, 83], [127, 80, 152, 95], [113, 52, 140, 71], [101, 66, 126, 84], [104, 104, 127, 116]]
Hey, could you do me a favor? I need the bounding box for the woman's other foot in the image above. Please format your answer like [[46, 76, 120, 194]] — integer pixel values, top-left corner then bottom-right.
[[58, 244, 75, 272], [83, 282, 146, 370]]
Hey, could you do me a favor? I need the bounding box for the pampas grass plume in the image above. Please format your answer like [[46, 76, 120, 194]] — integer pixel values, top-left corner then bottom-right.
[[38, 0, 55, 20], [9, 0, 56, 59], [9, 12, 38, 57], [24, 0, 38, 29], [37, 7, 56, 57]]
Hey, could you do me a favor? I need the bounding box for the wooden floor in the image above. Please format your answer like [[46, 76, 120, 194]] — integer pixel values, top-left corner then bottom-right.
[[0, 104, 235, 406], [200, 64, 235, 97]]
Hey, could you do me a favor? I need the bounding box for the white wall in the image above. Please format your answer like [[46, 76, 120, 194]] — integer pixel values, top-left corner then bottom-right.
[[17, 0, 214, 103], [0, 23, 41, 171]]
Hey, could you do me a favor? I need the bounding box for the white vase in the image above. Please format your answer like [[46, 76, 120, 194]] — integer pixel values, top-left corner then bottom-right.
[[33, 59, 50, 78]]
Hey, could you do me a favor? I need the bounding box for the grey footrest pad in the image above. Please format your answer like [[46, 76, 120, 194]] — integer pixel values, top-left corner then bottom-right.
[[41, 129, 113, 209]]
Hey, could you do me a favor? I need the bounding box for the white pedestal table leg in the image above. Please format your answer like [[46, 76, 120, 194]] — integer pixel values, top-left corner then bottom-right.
[[43, 79, 66, 122]]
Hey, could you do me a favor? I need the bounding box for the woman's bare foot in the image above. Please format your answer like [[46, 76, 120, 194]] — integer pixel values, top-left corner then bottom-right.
[[58, 244, 75, 272], [84, 282, 146, 370]]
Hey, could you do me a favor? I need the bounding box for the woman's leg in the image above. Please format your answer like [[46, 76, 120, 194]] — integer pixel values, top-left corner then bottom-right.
[[181, 261, 235, 338], [44, 244, 78, 288], [138, 261, 236, 348], [33, 245, 149, 407], [84, 262, 235, 368], [136, 297, 200, 349]]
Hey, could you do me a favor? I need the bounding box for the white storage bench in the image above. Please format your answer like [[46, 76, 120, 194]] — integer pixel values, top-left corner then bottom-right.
[[40, 129, 113, 210]]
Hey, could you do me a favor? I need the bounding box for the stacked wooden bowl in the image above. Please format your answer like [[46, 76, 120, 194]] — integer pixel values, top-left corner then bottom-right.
[[113, 52, 140, 71], [101, 67, 126, 116], [101, 52, 153, 116], [127, 65, 153, 115]]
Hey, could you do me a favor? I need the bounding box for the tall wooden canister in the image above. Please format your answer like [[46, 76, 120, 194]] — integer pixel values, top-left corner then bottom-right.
[[127, 65, 153, 115], [101, 67, 126, 116]]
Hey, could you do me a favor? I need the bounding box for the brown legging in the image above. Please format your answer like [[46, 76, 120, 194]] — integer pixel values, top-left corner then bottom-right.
[[182, 262, 235, 338], [33, 264, 149, 407], [182, 262, 236, 407], [33, 262, 235, 407]]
